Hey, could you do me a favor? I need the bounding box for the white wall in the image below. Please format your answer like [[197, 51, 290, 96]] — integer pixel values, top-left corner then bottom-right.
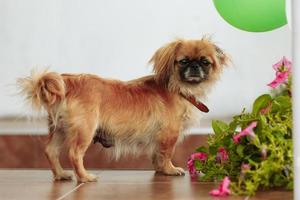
[[0, 0, 291, 124]]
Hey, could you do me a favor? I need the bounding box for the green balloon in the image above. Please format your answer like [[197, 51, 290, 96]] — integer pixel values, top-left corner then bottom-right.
[[213, 0, 287, 32]]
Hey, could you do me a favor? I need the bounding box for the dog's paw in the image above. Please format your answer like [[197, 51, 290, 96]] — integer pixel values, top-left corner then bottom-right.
[[77, 173, 98, 183], [54, 171, 73, 181], [163, 167, 185, 176]]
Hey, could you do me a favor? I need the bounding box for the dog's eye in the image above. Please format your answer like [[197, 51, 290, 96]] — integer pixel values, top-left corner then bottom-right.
[[179, 59, 190, 65], [200, 59, 211, 66]]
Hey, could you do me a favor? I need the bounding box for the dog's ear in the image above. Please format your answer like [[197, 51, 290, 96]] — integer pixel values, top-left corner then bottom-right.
[[213, 44, 230, 67], [201, 35, 230, 67], [149, 40, 182, 86]]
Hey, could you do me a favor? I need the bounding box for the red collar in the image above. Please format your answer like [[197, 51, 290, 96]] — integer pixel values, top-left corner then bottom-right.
[[180, 93, 209, 113]]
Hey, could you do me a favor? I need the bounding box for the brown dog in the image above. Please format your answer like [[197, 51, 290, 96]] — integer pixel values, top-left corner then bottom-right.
[[18, 38, 228, 182]]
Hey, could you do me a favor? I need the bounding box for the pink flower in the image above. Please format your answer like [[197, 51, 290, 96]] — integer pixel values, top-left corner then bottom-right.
[[240, 163, 251, 180], [187, 159, 197, 175], [209, 176, 231, 196], [267, 72, 290, 88], [267, 57, 291, 88], [187, 152, 207, 176], [216, 147, 229, 163], [241, 163, 251, 172], [272, 56, 291, 72], [190, 152, 207, 162], [233, 121, 257, 144]]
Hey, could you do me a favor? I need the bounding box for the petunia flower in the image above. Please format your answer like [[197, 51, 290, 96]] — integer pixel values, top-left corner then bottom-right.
[[187, 158, 197, 176], [209, 176, 231, 196], [216, 147, 229, 163], [190, 152, 207, 162], [241, 163, 251, 172], [267, 57, 291, 88], [267, 71, 290, 88], [240, 163, 251, 180], [233, 121, 257, 144], [187, 152, 207, 176], [272, 56, 291, 72]]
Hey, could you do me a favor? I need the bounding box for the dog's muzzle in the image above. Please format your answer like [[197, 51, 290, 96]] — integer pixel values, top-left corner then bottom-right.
[[180, 62, 208, 83]]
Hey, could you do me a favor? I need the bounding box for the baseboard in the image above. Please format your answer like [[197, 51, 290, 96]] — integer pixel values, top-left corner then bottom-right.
[[0, 117, 223, 135], [0, 134, 208, 169]]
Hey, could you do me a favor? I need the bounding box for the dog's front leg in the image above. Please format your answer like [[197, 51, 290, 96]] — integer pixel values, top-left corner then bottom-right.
[[153, 132, 185, 176]]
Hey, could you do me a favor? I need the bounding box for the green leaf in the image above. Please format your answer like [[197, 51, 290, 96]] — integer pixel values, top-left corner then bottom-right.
[[229, 120, 238, 132], [196, 146, 208, 153], [286, 181, 293, 190], [223, 135, 233, 146], [274, 96, 291, 110], [252, 94, 272, 116], [259, 115, 267, 126], [194, 160, 202, 169], [250, 136, 261, 147], [236, 145, 245, 157], [212, 120, 229, 136], [209, 146, 217, 155]]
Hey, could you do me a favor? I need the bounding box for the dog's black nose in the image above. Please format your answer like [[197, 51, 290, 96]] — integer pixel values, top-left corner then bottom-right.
[[190, 65, 199, 70], [189, 61, 201, 70], [189, 63, 201, 75]]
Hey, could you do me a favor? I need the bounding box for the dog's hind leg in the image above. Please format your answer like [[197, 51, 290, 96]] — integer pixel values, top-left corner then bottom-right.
[[66, 118, 98, 183], [45, 120, 73, 181]]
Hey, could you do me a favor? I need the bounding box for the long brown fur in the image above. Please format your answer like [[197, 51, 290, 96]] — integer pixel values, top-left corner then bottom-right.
[[18, 38, 228, 182]]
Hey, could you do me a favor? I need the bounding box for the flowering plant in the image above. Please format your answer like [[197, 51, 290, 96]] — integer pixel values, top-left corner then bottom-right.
[[188, 57, 293, 196]]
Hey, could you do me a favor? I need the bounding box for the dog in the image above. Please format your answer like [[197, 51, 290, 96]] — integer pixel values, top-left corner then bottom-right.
[[18, 38, 228, 182]]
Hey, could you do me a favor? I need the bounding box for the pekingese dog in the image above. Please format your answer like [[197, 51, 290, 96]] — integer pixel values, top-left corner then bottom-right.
[[18, 38, 228, 182]]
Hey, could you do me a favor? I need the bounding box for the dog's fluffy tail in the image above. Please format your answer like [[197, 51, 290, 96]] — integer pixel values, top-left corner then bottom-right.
[[17, 69, 65, 112]]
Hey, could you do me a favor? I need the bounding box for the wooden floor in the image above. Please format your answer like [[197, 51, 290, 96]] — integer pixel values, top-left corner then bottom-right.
[[0, 170, 293, 200]]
